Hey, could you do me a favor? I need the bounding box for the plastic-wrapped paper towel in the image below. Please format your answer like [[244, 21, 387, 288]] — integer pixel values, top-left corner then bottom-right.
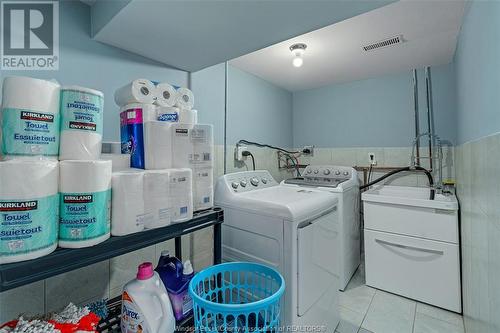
[[172, 124, 214, 168], [114, 79, 156, 106], [101, 153, 131, 171], [175, 87, 194, 110], [119, 104, 157, 169], [111, 169, 152, 236], [169, 168, 193, 223], [1, 76, 60, 157], [178, 109, 197, 124], [59, 160, 112, 248], [102, 141, 122, 154], [193, 167, 214, 211], [144, 121, 173, 170], [59, 86, 104, 160], [0, 159, 59, 264], [144, 170, 172, 229], [154, 83, 178, 107], [157, 106, 179, 122]]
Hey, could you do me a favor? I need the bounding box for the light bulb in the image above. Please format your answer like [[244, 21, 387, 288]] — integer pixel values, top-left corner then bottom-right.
[[292, 56, 303, 68]]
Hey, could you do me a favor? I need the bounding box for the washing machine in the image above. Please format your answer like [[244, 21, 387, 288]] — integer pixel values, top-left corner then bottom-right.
[[282, 165, 360, 291], [215, 170, 340, 332]]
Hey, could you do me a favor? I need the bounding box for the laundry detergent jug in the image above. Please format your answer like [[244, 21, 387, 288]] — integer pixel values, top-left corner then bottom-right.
[[121, 262, 175, 333]]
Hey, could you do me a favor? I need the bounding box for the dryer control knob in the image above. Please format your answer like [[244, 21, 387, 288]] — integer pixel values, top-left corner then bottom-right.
[[335, 170, 341, 175], [250, 177, 259, 186], [343, 171, 349, 176], [261, 178, 268, 184], [323, 169, 331, 175], [314, 169, 319, 174], [306, 169, 312, 174], [240, 180, 247, 187], [231, 182, 239, 189]]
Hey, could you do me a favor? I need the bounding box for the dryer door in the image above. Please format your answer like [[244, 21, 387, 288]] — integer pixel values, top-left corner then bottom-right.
[[297, 208, 339, 316]]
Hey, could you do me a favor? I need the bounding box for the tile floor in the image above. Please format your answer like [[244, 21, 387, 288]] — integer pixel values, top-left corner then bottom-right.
[[336, 263, 465, 333]]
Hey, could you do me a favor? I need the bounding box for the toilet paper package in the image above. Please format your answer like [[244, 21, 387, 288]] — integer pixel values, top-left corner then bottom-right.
[[171, 123, 194, 168], [157, 106, 179, 123], [59, 160, 112, 248], [102, 141, 122, 154], [144, 121, 173, 170], [0, 160, 59, 264], [1, 76, 60, 157], [111, 169, 152, 236], [175, 87, 195, 110], [171, 124, 214, 169], [144, 170, 172, 229], [120, 104, 159, 169], [59, 86, 104, 160], [101, 153, 131, 171], [154, 83, 178, 108], [193, 167, 214, 211], [169, 168, 193, 223], [178, 109, 197, 124], [114, 79, 156, 106]]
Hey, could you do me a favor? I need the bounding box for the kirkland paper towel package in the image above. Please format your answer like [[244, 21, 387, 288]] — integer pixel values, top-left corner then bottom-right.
[[193, 167, 214, 211], [114, 79, 156, 106], [59, 86, 104, 160], [1, 76, 60, 157], [0, 160, 59, 264], [101, 153, 131, 171], [111, 169, 152, 236], [154, 83, 178, 107], [169, 168, 193, 223], [59, 160, 112, 248], [175, 87, 194, 110], [144, 121, 173, 170], [119, 104, 157, 169], [190, 124, 214, 168], [157, 106, 179, 123], [178, 109, 197, 124], [144, 170, 172, 229]]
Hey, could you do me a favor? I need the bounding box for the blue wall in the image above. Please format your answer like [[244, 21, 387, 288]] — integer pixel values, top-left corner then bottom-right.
[[0, 0, 188, 141], [292, 63, 457, 148], [227, 66, 293, 148], [455, 1, 500, 144]]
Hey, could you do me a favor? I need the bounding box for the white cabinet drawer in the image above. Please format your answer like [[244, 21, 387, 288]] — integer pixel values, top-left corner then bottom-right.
[[364, 201, 459, 243], [364, 229, 461, 312]]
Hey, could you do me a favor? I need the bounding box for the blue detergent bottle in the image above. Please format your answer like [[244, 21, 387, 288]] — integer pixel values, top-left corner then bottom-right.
[[155, 251, 194, 321]]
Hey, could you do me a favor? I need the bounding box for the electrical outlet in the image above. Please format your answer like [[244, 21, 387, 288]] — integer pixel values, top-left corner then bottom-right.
[[235, 146, 248, 161], [302, 145, 314, 156], [368, 152, 377, 165]]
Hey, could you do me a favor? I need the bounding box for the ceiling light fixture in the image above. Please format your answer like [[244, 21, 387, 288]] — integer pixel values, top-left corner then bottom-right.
[[290, 43, 307, 68]]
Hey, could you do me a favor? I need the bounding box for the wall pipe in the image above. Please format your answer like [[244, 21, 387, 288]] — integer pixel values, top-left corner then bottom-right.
[[413, 69, 420, 166], [425, 67, 434, 171]]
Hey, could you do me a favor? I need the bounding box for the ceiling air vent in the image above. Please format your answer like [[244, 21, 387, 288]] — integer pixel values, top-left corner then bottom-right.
[[362, 35, 403, 52]]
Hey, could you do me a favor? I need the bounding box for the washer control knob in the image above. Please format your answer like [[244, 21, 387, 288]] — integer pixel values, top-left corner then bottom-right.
[[231, 182, 239, 189], [250, 177, 259, 186], [240, 180, 247, 187], [335, 170, 341, 175], [306, 169, 312, 174], [323, 169, 331, 175], [343, 171, 349, 176], [261, 178, 268, 184], [314, 169, 319, 174]]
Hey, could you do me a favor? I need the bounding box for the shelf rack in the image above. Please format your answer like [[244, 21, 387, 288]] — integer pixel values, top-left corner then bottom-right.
[[0, 208, 224, 292]]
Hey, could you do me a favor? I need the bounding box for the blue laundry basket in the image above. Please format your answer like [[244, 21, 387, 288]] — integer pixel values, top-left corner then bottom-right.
[[189, 262, 285, 333]]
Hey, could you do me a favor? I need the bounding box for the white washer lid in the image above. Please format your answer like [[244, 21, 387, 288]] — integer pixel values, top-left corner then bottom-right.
[[217, 185, 338, 222]]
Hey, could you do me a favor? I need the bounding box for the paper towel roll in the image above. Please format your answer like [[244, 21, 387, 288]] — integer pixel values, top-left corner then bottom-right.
[[120, 103, 157, 122], [178, 109, 197, 124], [193, 167, 214, 211], [169, 168, 193, 223], [144, 121, 173, 170], [1, 76, 60, 157], [114, 79, 156, 106], [0, 159, 59, 264], [59, 86, 104, 161], [144, 170, 172, 229], [102, 142, 122, 154], [157, 106, 179, 122], [101, 153, 131, 171], [59, 160, 112, 248], [154, 83, 178, 108], [111, 169, 152, 236], [175, 87, 195, 110]]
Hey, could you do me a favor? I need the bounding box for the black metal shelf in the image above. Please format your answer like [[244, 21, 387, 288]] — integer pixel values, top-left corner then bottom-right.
[[0, 208, 224, 292]]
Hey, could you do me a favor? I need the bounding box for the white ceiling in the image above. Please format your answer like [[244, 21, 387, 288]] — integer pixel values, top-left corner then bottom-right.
[[229, 0, 466, 92]]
